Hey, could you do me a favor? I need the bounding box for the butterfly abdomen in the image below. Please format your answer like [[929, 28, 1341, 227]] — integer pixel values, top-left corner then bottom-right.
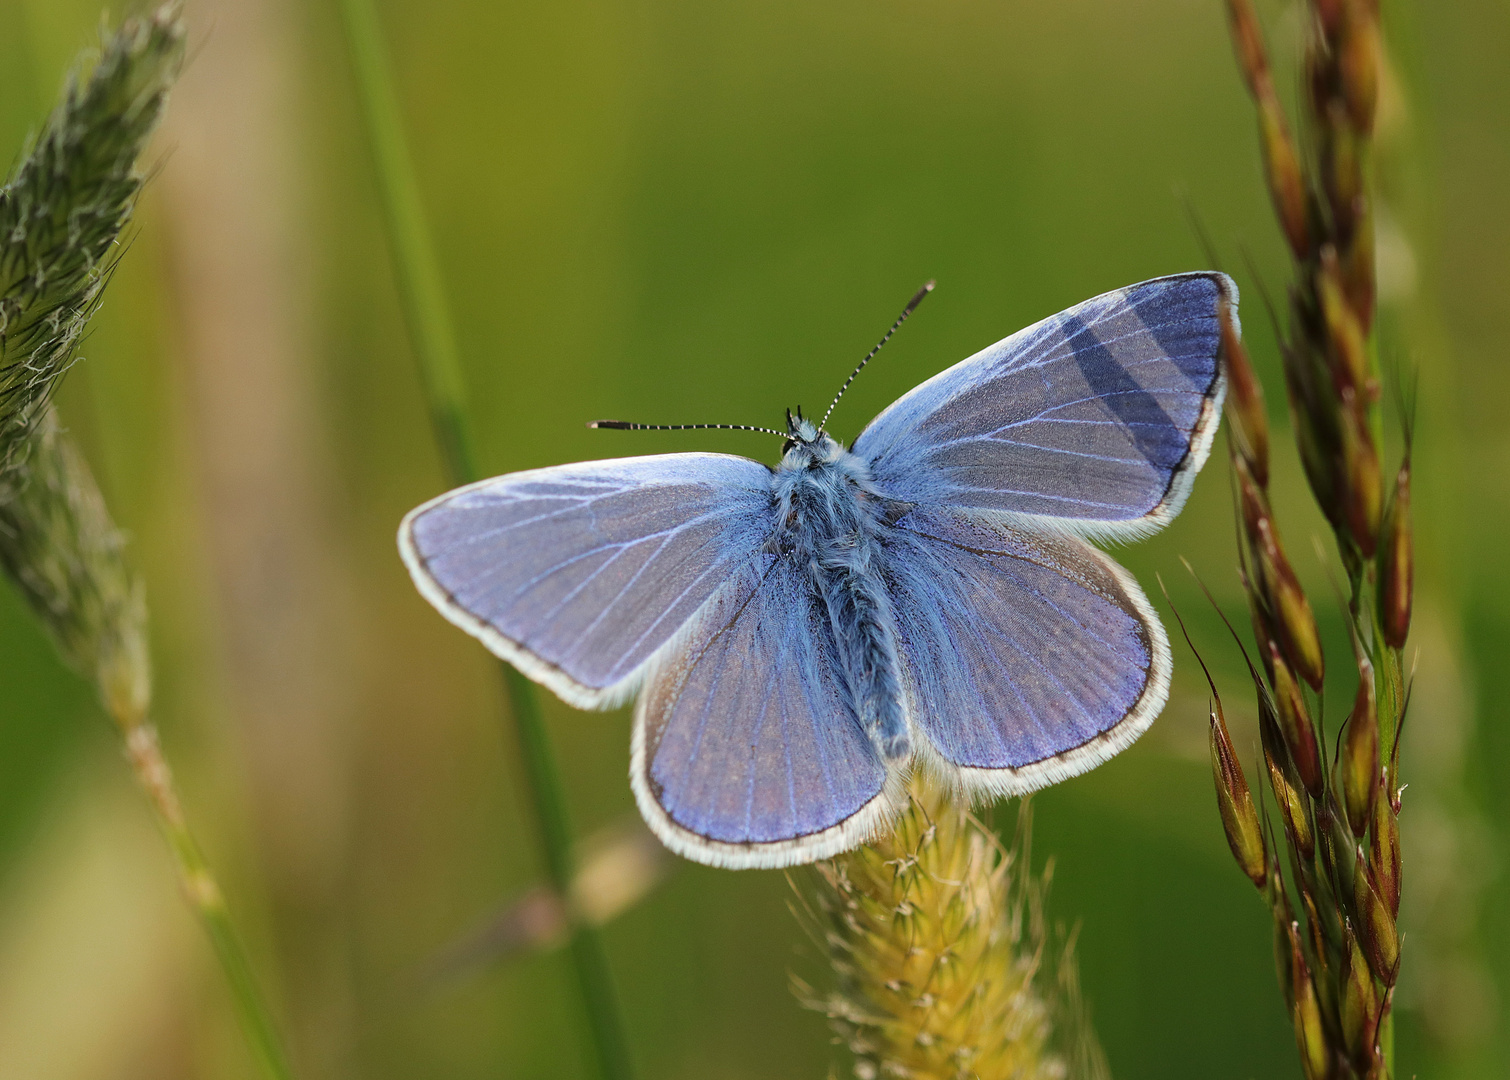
[[774, 440, 910, 763], [821, 537, 909, 761]]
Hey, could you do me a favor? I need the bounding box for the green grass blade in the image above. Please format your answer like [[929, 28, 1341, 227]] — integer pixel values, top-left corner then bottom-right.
[[335, 3, 636, 1077]]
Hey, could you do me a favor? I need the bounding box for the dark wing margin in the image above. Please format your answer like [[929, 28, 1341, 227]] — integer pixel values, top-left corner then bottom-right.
[[399, 453, 775, 709], [854, 273, 1234, 541], [885, 509, 1170, 797], [631, 555, 896, 869]]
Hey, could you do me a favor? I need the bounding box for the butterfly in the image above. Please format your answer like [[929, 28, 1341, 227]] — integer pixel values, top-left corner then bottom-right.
[[399, 273, 1234, 869]]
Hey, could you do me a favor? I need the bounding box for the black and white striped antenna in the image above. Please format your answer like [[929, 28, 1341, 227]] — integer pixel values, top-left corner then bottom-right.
[[587, 419, 787, 438], [817, 280, 934, 436], [589, 280, 934, 442]]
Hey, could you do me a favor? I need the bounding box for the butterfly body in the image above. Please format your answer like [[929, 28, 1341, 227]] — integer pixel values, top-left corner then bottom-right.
[[772, 416, 911, 762], [400, 273, 1237, 868]]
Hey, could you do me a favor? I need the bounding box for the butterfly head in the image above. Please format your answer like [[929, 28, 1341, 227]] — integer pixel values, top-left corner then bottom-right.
[[781, 407, 843, 468]]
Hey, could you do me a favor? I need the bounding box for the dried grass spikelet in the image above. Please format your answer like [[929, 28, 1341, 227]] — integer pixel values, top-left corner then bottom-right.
[[1213, 2, 1408, 1075], [796, 781, 1108, 1080]]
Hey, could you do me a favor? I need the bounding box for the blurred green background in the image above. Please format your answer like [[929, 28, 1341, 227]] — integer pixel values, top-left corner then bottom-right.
[[0, 0, 1503, 1076]]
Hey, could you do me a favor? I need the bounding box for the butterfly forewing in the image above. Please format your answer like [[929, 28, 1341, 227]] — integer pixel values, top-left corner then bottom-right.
[[399, 453, 776, 708], [853, 273, 1231, 539], [632, 555, 892, 869]]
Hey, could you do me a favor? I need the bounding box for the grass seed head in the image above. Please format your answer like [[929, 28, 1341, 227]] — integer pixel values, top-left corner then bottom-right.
[[803, 783, 1104, 1080], [1352, 846, 1399, 985], [1342, 670, 1379, 838], [1257, 101, 1311, 262], [1259, 698, 1315, 862], [1342, 203, 1377, 328], [1251, 517, 1325, 690], [1322, 112, 1365, 242], [1341, 922, 1380, 1069], [1221, 305, 1269, 487], [1368, 775, 1401, 918], [1337, 387, 1383, 555], [1338, 0, 1380, 133], [1224, 0, 1272, 100], [1217, 2, 1406, 1073], [1287, 922, 1330, 1080], [1267, 641, 1323, 797], [1317, 247, 1369, 395], [1378, 460, 1412, 648], [1210, 701, 1268, 889]]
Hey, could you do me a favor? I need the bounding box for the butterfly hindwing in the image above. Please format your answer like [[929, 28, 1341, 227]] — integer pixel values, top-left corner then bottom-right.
[[632, 553, 894, 869], [886, 508, 1169, 794], [854, 273, 1232, 540], [399, 453, 776, 709]]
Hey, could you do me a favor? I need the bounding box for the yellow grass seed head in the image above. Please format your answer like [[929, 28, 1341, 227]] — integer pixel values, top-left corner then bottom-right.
[[798, 782, 1107, 1080]]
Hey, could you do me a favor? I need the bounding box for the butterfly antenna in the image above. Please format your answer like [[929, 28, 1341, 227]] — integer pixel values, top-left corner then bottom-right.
[[588, 419, 787, 438], [817, 280, 935, 435]]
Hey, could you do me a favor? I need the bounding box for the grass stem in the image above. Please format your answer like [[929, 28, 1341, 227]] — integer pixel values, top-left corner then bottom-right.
[[332, 0, 476, 486], [334, 3, 635, 1076], [123, 721, 294, 1080]]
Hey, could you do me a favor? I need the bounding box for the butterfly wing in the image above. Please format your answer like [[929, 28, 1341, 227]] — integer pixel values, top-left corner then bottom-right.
[[632, 554, 894, 869], [399, 453, 776, 709], [853, 273, 1233, 541], [885, 508, 1168, 793]]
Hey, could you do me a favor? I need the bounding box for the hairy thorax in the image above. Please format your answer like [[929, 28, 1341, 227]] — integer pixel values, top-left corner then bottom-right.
[[771, 420, 911, 760]]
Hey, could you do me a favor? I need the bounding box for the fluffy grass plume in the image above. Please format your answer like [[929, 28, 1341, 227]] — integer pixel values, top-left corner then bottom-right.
[[0, 3, 183, 483], [0, 3, 178, 713], [0, 7, 295, 1078], [798, 783, 1108, 1080]]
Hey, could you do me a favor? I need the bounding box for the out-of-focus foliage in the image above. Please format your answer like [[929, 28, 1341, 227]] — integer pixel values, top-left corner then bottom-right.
[[0, 1, 1504, 1078]]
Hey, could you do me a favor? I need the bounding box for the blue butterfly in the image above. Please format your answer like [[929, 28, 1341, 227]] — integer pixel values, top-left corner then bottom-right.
[[399, 273, 1234, 869]]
